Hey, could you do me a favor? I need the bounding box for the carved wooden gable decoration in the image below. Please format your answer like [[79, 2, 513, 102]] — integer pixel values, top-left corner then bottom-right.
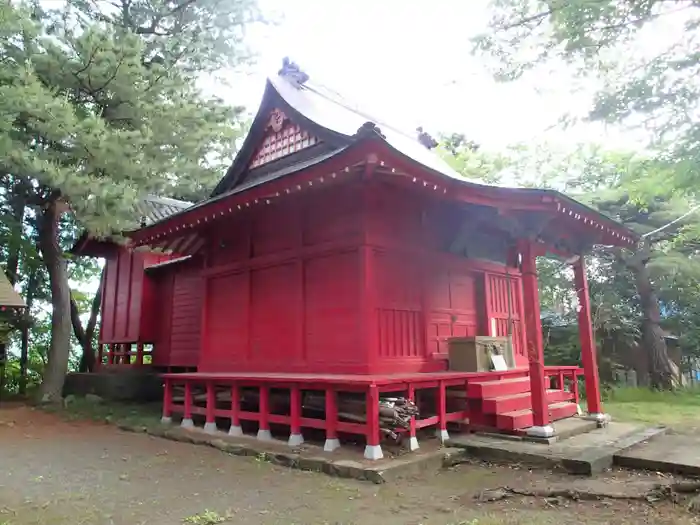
[[248, 108, 321, 169]]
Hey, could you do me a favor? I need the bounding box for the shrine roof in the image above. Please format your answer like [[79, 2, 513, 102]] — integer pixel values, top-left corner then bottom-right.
[[0, 270, 25, 309], [211, 62, 461, 197], [71, 194, 192, 256], [136, 195, 192, 226], [127, 60, 639, 252]]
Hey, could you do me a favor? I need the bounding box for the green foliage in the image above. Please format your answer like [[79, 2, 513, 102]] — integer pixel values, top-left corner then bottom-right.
[[477, 0, 700, 191], [0, 0, 257, 396], [440, 133, 700, 384]]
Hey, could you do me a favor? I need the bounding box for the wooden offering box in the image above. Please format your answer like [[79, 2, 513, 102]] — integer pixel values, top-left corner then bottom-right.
[[448, 336, 515, 373]]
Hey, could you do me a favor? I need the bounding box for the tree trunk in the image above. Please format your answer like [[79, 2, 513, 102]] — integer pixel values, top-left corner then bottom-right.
[[70, 295, 86, 348], [19, 268, 38, 396], [627, 246, 680, 390], [81, 268, 104, 372], [37, 200, 72, 403], [70, 268, 104, 373], [6, 178, 27, 285]]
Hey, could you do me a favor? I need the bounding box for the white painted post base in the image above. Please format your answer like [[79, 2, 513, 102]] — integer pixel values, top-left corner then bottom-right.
[[576, 404, 584, 416], [180, 418, 194, 429], [323, 438, 341, 452], [436, 428, 450, 442], [584, 412, 611, 428], [228, 425, 243, 437], [364, 444, 384, 460], [526, 425, 555, 438], [408, 436, 420, 451], [203, 422, 217, 434], [160, 416, 172, 425], [287, 433, 304, 447], [256, 429, 272, 441]]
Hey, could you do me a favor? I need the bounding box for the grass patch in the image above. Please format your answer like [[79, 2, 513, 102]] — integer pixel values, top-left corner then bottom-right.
[[602, 387, 700, 429], [42, 397, 162, 429], [183, 510, 230, 524]]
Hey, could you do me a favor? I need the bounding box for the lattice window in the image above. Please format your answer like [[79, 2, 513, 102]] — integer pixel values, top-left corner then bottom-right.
[[248, 109, 320, 169]]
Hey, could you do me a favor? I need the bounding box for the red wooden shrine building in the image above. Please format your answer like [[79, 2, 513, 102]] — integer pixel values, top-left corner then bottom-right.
[[81, 60, 637, 460]]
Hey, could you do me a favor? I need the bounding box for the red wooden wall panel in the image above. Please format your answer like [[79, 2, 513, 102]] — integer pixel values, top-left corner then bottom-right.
[[485, 273, 527, 367], [99, 251, 118, 342], [150, 271, 174, 366], [249, 263, 301, 365], [425, 267, 479, 360], [304, 251, 362, 366], [252, 201, 299, 256], [200, 272, 249, 371], [113, 249, 132, 338], [167, 264, 203, 367], [373, 251, 424, 359], [304, 186, 361, 246], [188, 179, 530, 375]]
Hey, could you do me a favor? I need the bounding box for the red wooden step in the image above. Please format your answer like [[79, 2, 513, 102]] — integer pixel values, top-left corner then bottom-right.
[[467, 377, 530, 399], [495, 401, 579, 431], [482, 389, 574, 414]]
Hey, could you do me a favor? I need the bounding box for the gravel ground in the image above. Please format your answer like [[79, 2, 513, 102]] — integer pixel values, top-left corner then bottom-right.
[[0, 405, 696, 525]]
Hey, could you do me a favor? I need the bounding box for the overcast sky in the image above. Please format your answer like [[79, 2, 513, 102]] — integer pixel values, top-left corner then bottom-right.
[[216, 0, 652, 152]]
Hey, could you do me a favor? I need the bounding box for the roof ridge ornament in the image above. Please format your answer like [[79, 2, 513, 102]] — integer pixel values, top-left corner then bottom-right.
[[355, 121, 386, 140], [416, 127, 438, 150], [278, 57, 309, 88]]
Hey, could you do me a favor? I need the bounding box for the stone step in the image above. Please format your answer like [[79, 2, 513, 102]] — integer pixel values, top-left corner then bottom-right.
[[467, 377, 530, 399], [482, 389, 574, 414], [496, 401, 579, 431]]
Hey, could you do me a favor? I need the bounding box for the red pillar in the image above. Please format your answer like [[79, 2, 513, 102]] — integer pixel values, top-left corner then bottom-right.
[[257, 385, 271, 440], [161, 378, 172, 423], [364, 384, 383, 460], [519, 240, 550, 430], [407, 383, 419, 451], [228, 383, 242, 436], [204, 381, 216, 433], [436, 380, 449, 441], [181, 380, 194, 428], [288, 384, 304, 446], [573, 256, 603, 414], [324, 387, 340, 452]]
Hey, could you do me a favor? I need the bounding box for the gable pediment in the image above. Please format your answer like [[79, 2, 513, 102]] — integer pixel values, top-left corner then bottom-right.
[[247, 108, 322, 170]]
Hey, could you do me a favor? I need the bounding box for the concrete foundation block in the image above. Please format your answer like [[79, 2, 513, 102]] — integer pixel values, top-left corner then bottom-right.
[[364, 444, 384, 461], [288, 433, 304, 447], [323, 438, 341, 452], [203, 422, 217, 434], [256, 429, 272, 441], [228, 425, 243, 437], [180, 418, 194, 429], [436, 428, 450, 442]]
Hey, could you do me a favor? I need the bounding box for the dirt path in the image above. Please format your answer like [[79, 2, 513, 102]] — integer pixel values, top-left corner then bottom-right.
[[0, 406, 695, 525]]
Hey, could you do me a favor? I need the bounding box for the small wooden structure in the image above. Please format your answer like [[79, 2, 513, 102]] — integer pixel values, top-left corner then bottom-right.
[[83, 60, 637, 459], [72, 196, 196, 368], [0, 270, 27, 396]]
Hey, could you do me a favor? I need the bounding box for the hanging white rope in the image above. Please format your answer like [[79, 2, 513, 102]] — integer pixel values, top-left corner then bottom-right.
[[640, 203, 700, 239]]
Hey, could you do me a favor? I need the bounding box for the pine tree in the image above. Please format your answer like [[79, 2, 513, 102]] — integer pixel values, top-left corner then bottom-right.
[[1, 1, 254, 401]]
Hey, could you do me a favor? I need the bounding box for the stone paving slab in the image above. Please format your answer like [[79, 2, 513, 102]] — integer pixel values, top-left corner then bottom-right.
[[448, 421, 668, 475], [118, 422, 459, 484], [614, 433, 700, 476]]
